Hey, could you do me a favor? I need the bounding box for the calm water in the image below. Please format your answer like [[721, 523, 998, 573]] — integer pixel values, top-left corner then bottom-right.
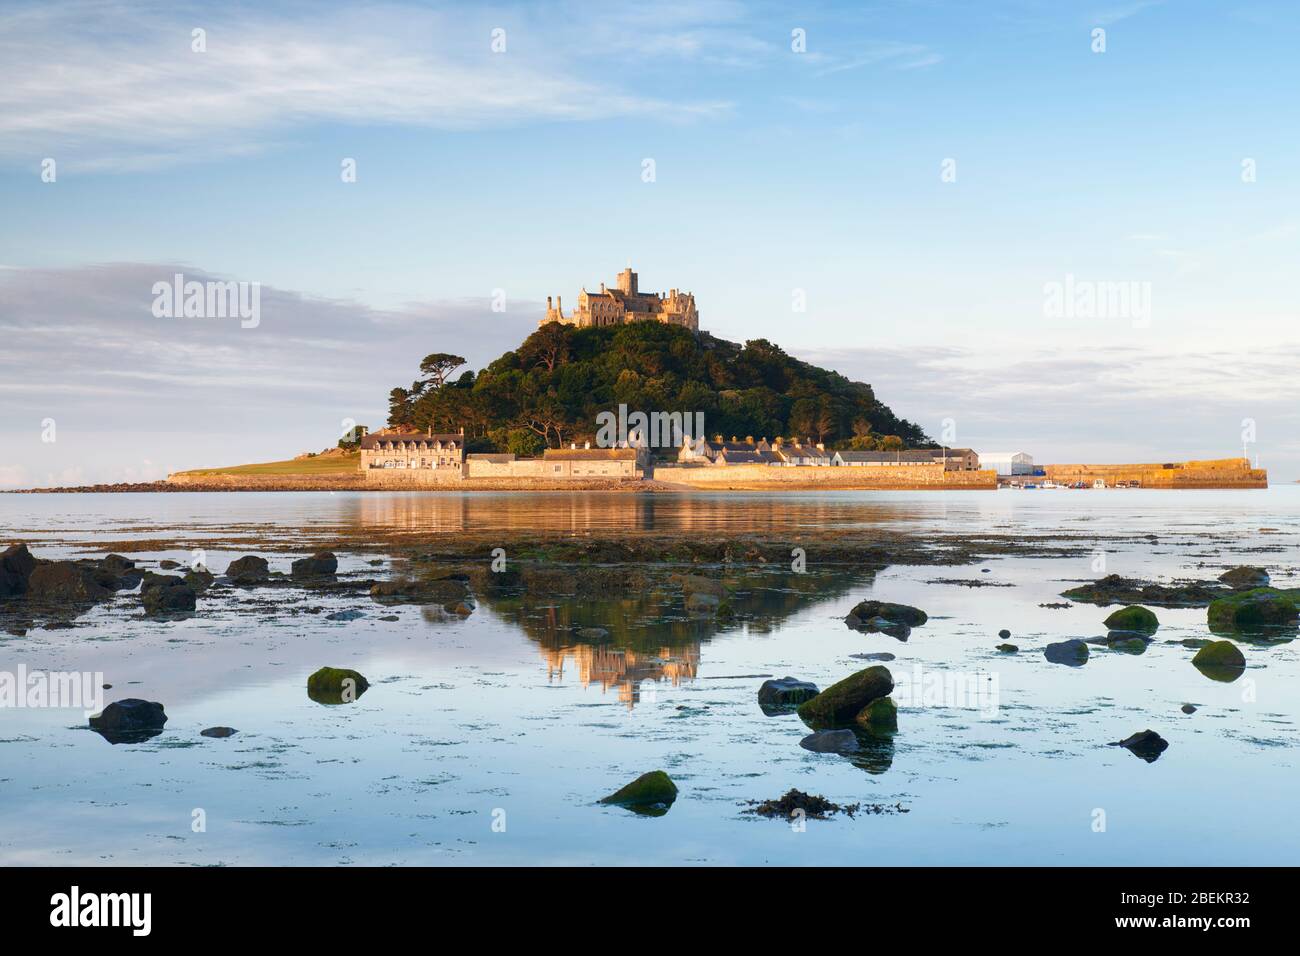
[[1, 488, 1298, 865]]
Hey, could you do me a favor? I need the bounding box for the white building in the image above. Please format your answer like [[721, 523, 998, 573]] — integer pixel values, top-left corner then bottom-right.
[[978, 451, 1034, 476]]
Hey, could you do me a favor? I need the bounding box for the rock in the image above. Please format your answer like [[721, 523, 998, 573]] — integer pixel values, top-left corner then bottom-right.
[[855, 696, 897, 732], [370, 576, 469, 608], [800, 729, 860, 753], [1062, 574, 1225, 608], [845, 600, 928, 630], [1043, 639, 1089, 666], [225, 555, 270, 584], [140, 574, 196, 615], [200, 726, 238, 738], [1181, 703, 1197, 714], [998, 628, 1011, 639], [996, 643, 1019, 653], [0, 542, 38, 598], [1179, 638, 1211, 648], [576, 626, 610, 640], [89, 699, 167, 743], [1207, 588, 1298, 633], [450, 602, 474, 616], [326, 609, 365, 622], [183, 568, 215, 591], [158, 559, 180, 570], [758, 677, 820, 714], [1192, 639, 1246, 670], [685, 591, 720, 612], [671, 574, 727, 598], [745, 789, 861, 820], [850, 652, 896, 662], [1219, 566, 1270, 590], [291, 551, 338, 579], [102, 554, 136, 573], [1103, 605, 1159, 634], [1111, 729, 1168, 763], [26, 561, 114, 605], [797, 665, 894, 727], [306, 666, 369, 704], [599, 770, 678, 815]]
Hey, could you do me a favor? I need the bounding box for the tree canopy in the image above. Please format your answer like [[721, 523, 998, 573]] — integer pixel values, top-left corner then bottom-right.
[[387, 321, 929, 453]]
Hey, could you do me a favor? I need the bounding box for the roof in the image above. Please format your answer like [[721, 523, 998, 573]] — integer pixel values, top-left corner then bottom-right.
[[719, 449, 783, 464], [834, 450, 936, 463], [777, 445, 831, 460], [361, 431, 463, 450], [467, 453, 515, 463], [543, 447, 640, 461]]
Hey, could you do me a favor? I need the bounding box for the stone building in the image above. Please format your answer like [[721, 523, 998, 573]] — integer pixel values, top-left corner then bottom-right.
[[542, 268, 699, 331], [832, 448, 980, 471], [360, 427, 465, 472]]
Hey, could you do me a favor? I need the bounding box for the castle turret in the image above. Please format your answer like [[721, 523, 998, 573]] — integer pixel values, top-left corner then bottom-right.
[[617, 268, 638, 295]]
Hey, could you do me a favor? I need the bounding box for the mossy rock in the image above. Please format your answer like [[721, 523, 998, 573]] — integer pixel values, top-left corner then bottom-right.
[[797, 665, 894, 727], [1192, 640, 1245, 669], [1103, 605, 1159, 634], [995, 643, 1019, 653], [1206, 588, 1298, 633], [855, 696, 897, 732], [1219, 566, 1270, 590], [599, 770, 678, 815], [307, 666, 370, 704], [845, 600, 927, 629]]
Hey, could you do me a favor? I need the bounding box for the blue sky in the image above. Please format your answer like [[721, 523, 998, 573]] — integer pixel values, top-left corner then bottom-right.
[[2, 0, 1298, 485]]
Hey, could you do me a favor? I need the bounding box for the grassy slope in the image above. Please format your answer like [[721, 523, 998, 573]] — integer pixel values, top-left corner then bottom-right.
[[173, 453, 361, 477]]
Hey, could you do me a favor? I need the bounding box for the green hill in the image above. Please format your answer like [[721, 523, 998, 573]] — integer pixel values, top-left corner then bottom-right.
[[386, 321, 929, 455]]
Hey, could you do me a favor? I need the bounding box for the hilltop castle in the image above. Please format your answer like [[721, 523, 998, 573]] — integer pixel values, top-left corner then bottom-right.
[[542, 268, 699, 331]]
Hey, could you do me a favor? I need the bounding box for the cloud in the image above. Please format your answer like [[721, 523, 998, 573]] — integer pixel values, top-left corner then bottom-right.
[[0, 261, 536, 485], [812, 41, 944, 76], [796, 343, 1300, 479], [0, 1, 730, 172]]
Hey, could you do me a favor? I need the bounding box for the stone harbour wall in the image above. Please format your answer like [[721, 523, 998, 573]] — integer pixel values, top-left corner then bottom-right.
[[1044, 458, 1267, 488], [655, 463, 998, 490]]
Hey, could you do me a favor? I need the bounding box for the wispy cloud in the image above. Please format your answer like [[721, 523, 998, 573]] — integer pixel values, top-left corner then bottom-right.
[[811, 41, 944, 76], [0, 1, 730, 172]]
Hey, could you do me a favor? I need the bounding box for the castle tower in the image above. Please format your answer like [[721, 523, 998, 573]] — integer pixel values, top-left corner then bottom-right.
[[617, 268, 638, 295]]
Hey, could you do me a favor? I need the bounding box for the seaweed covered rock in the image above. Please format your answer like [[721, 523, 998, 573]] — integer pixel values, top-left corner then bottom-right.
[[26, 562, 113, 605], [1219, 566, 1270, 590], [845, 600, 927, 630], [797, 665, 894, 727], [291, 551, 338, 579], [200, 726, 238, 738], [140, 573, 196, 615], [184, 567, 216, 591], [1192, 640, 1246, 670], [89, 699, 167, 743], [1111, 729, 1168, 763], [599, 770, 678, 815], [1062, 574, 1224, 608], [1043, 639, 1089, 666], [996, 643, 1019, 653], [758, 677, 820, 714], [1103, 605, 1159, 634], [225, 555, 270, 585], [306, 666, 370, 704], [370, 576, 469, 608], [0, 542, 38, 598], [855, 696, 898, 732], [1206, 588, 1298, 634]]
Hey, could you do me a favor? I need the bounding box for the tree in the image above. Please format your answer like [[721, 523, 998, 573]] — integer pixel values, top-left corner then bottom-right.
[[521, 322, 570, 372], [418, 353, 467, 389]]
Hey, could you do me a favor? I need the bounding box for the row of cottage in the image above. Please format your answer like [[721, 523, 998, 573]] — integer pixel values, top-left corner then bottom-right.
[[359, 427, 983, 481]]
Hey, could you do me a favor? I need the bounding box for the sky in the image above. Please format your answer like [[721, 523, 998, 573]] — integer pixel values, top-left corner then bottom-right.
[[1, 0, 1298, 486]]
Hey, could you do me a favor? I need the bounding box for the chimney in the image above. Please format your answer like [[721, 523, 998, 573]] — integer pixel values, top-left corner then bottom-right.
[[547, 295, 552, 310], [584, 441, 590, 449], [745, 435, 753, 444], [816, 442, 825, 451], [714, 434, 723, 443], [570, 443, 576, 449]]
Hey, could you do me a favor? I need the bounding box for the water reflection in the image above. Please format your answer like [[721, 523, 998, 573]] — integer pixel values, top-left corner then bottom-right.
[[476, 566, 873, 709]]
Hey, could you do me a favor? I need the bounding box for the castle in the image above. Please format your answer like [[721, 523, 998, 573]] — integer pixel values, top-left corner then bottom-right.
[[542, 268, 699, 331]]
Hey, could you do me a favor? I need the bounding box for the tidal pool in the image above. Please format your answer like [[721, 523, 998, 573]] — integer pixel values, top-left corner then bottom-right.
[[1, 488, 1297, 865]]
